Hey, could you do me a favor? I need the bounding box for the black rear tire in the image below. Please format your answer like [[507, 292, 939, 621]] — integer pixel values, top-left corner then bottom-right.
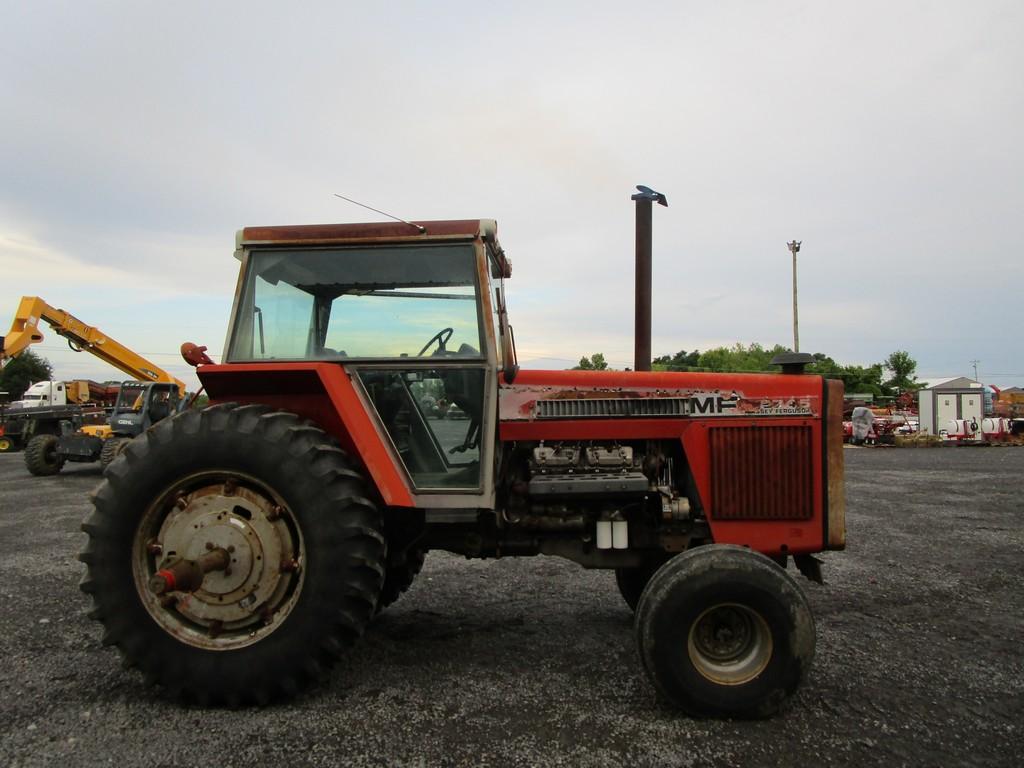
[[25, 434, 63, 476], [615, 557, 670, 612], [80, 403, 386, 705], [635, 545, 815, 718], [378, 548, 426, 612]]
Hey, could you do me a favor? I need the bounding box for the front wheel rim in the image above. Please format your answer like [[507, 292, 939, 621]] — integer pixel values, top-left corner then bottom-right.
[[687, 602, 773, 685], [132, 471, 305, 651]]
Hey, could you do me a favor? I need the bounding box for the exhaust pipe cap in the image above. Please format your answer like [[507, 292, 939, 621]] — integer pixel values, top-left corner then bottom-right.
[[770, 352, 816, 375]]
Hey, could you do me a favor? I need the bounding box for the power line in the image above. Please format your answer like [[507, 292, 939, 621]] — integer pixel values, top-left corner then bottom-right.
[[25, 346, 1024, 378], [32, 344, 222, 358], [921, 372, 1023, 377]]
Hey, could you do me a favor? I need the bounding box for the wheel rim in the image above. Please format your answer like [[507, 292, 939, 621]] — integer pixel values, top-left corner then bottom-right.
[[0, 437, 11, 451], [132, 471, 305, 651], [687, 602, 773, 685]]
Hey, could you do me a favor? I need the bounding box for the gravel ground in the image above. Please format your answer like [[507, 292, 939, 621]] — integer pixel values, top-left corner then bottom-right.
[[0, 447, 1021, 767]]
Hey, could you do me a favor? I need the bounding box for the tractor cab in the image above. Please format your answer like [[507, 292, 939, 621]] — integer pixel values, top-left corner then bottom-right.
[[223, 219, 513, 496]]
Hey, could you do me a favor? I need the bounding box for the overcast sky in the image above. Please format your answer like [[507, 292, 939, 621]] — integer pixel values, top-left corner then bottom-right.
[[2, 1, 1021, 392]]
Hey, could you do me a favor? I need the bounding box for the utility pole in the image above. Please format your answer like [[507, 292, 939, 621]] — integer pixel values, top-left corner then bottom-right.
[[970, 359, 980, 381], [787, 240, 802, 352]]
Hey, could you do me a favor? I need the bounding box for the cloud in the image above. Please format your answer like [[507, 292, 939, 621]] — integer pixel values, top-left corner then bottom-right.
[[0, 1, 1022, 389], [0, 229, 134, 288]]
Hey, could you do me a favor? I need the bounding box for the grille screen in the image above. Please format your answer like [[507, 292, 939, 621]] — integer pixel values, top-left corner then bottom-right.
[[536, 398, 689, 418], [709, 426, 814, 520]]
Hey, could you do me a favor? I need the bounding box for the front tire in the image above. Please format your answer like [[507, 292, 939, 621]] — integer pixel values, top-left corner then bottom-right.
[[99, 437, 130, 467], [80, 403, 386, 705], [25, 434, 63, 475], [635, 545, 815, 718]]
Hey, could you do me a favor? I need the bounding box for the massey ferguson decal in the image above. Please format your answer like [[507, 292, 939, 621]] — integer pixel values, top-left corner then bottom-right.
[[689, 393, 815, 417], [750, 397, 814, 416], [690, 393, 738, 415]]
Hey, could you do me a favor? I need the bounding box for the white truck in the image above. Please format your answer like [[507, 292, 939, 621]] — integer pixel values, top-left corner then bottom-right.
[[7, 380, 96, 410]]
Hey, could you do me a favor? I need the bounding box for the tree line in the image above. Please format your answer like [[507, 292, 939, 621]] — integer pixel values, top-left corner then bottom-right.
[[3, 345, 922, 405], [0, 350, 53, 401], [574, 345, 921, 398]]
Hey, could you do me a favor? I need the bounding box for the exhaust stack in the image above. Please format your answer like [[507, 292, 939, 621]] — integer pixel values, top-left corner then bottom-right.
[[631, 185, 667, 372]]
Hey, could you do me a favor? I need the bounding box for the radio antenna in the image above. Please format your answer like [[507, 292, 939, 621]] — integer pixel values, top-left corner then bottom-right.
[[332, 193, 426, 234]]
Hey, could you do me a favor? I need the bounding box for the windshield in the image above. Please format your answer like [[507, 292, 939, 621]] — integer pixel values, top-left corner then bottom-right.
[[115, 383, 146, 411], [228, 244, 483, 361]]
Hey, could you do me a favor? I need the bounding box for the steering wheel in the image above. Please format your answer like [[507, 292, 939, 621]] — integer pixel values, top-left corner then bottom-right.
[[417, 327, 454, 357]]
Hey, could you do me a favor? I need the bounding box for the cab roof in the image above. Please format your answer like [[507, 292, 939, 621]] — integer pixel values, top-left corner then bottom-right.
[[238, 219, 497, 247]]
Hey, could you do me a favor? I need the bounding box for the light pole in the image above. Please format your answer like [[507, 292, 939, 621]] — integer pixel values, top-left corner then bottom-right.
[[787, 240, 802, 353]]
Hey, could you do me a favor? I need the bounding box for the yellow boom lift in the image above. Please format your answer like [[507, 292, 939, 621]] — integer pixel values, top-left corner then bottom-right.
[[0, 296, 187, 474]]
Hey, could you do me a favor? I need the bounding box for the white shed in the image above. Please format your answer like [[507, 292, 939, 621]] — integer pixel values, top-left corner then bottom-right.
[[918, 377, 984, 435]]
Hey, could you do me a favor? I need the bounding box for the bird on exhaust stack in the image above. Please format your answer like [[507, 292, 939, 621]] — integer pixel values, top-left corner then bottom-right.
[[632, 185, 668, 206]]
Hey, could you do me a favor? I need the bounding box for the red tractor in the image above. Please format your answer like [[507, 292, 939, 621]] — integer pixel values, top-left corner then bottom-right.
[[81, 218, 845, 717]]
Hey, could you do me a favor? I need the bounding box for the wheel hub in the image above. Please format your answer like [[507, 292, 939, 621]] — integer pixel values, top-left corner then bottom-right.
[[695, 606, 751, 660], [687, 602, 773, 685], [133, 473, 304, 650]]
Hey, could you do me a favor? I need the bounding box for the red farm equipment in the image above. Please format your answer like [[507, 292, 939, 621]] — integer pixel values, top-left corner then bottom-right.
[[80, 214, 845, 718]]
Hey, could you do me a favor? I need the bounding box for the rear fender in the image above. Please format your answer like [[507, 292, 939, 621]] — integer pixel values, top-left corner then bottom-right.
[[197, 363, 413, 507]]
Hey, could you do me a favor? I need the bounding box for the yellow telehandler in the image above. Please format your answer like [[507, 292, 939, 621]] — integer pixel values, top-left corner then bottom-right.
[[1, 296, 187, 474]]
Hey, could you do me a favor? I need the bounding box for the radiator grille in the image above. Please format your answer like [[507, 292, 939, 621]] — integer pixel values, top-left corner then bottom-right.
[[536, 398, 689, 418], [709, 426, 814, 520]]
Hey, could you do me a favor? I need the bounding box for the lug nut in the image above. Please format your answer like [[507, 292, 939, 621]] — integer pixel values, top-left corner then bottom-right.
[[280, 558, 300, 573], [175, 496, 188, 510]]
